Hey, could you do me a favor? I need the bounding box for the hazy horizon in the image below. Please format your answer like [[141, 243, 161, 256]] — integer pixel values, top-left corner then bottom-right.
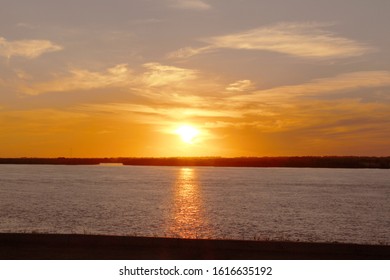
[[1, 0, 390, 158]]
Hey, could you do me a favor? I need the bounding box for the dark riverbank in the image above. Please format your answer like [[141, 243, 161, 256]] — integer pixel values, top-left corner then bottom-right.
[[0, 233, 389, 260], [1, 156, 390, 168]]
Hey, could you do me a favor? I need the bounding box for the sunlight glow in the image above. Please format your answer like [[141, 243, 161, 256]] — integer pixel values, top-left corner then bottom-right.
[[175, 125, 200, 144]]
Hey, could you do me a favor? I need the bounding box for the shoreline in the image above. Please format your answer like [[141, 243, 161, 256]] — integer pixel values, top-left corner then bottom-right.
[[1, 233, 389, 260], [1, 156, 390, 169]]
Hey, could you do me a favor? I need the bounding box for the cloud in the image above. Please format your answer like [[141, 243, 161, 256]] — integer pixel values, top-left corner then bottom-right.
[[226, 80, 255, 92], [270, 99, 390, 135], [14, 69, 33, 80], [79, 103, 240, 119], [288, 71, 390, 95], [169, 22, 371, 59], [0, 36, 62, 59], [75, 101, 244, 136], [20, 62, 201, 95], [22, 64, 132, 95], [168, 46, 213, 59], [142, 63, 198, 86], [169, 0, 211, 10], [215, 71, 390, 135], [16, 22, 38, 29], [230, 71, 390, 104]]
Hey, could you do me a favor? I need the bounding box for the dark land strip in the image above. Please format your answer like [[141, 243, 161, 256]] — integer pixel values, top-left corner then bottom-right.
[[1, 156, 390, 168], [0, 233, 389, 260]]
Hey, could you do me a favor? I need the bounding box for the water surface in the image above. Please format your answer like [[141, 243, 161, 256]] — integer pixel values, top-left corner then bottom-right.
[[0, 164, 389, 244]]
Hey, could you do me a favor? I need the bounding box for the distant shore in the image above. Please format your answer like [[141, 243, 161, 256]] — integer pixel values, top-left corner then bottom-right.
[[0, 233, 389, 260], [1, 156, 390, 168]]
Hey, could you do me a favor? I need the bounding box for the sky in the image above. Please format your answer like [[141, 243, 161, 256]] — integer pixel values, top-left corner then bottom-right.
[[1, 0, 390, 157]]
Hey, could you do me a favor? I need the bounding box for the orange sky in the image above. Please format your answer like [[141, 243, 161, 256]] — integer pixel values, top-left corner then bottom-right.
[[1, 0, 390, 157]]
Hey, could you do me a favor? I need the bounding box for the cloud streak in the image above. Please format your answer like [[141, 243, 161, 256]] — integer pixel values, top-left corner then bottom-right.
[[20, 62, 200, 95], [142, 63, 198, 87], [78, 103, 241, 122], [168, 0, 211, 10], [22, 64, 132, 95], [0, 36, 62, 59], [169, 22, 371, 59], [226, 80, 255, 92], [230, 71, 390, 104]]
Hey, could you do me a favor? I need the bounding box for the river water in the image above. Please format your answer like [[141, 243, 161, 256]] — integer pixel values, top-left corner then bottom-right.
[[0, 164, 389, 244]]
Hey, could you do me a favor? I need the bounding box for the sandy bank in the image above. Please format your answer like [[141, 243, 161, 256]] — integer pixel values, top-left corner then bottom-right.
[[1, 233, 389, 260]]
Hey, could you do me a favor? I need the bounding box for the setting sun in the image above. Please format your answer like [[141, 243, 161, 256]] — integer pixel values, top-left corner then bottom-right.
[[175, 125, 200, 144]]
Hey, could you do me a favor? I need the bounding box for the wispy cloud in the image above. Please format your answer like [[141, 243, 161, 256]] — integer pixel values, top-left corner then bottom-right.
[[16, 22, 38, 29], [168, 0, 211, 10], [226, 80, 255, 92], [214, 71, 390, 134], [248, 100, 390, 140], [78, 103, 241, 121], [22, 64, 132, 95], [0, 36, 62, 59], [20, 62, 200, 95], [142, 63, 198, 86], [230, 71, 390, 104], [169, 22, 371, 59], [168, 46, 213, 59]]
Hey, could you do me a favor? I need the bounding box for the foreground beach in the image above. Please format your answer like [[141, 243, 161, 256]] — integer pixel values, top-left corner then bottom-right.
[[0, 233, 388, 260]]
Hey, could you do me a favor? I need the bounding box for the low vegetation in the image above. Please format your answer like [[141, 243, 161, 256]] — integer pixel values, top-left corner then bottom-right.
[[1, 156, 389, 168]]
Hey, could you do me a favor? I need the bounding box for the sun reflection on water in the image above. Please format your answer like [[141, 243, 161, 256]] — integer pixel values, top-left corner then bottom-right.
[[168, 167, 206, 239]]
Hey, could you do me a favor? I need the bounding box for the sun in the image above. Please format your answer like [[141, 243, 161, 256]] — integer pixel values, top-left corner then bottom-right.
[[175, 125, 200, 144]]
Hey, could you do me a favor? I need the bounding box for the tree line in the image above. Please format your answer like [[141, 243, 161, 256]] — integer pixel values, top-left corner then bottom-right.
[[1, 156, 389, 169]]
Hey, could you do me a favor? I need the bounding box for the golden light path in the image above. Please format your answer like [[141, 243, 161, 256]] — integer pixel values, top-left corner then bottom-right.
[[168, 168, 208, 239]]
